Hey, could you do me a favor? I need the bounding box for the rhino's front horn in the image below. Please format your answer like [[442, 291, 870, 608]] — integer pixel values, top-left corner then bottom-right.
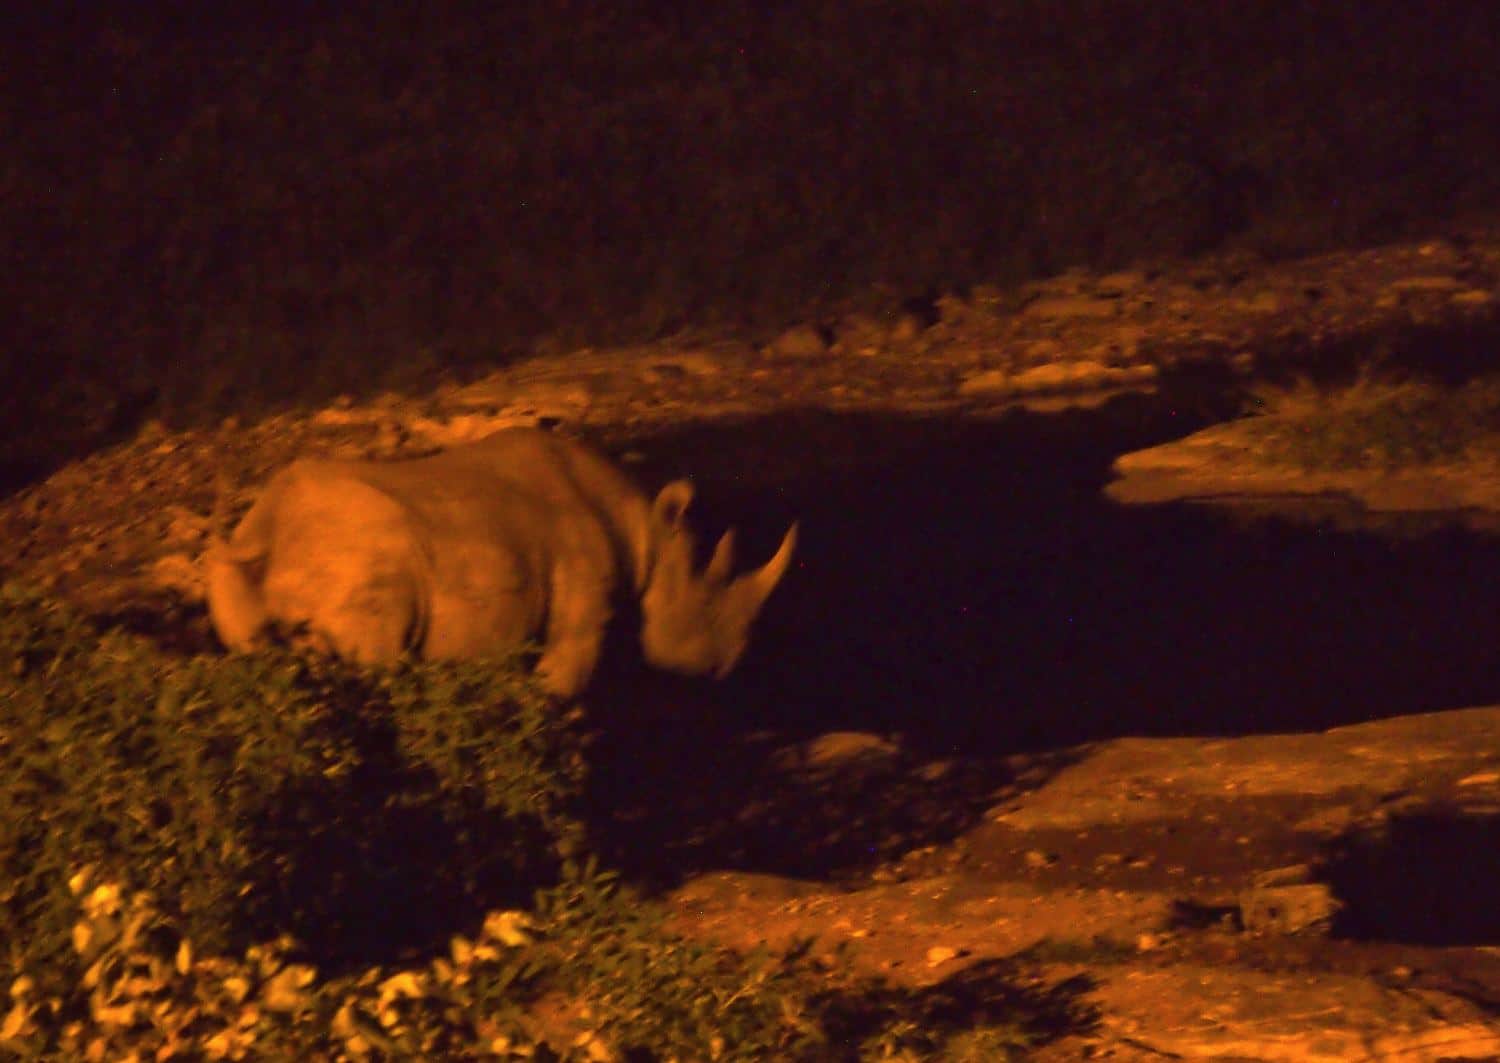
[[733, 522, 798, 614]]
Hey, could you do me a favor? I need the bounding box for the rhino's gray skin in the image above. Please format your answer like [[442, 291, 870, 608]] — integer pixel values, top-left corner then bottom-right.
[[205, 428, 797, 697]]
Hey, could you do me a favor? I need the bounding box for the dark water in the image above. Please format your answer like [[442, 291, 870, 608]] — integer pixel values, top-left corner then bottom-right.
[[608, 377, 1500, 758]]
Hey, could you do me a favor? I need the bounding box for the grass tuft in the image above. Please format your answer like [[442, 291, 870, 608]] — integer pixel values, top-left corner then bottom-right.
[[1241, 368, 1500, 471]]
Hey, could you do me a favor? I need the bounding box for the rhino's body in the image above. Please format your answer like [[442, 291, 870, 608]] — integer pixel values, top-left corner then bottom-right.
[[205, 428, 796, 696]]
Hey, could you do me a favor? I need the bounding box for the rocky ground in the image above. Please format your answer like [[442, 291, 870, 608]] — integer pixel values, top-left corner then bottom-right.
[[5, 226, 1500, 1058], [668, 709, 1500, 1061]]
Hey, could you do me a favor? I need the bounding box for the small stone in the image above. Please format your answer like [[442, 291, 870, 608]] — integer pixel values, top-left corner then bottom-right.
[[261, 964, 317, 1013], [766, 323, 830, 358], [797, 731, 900, 769], [1096, 270, 1146, 295], [374, 421, 408, 454], [149, 553, 204, 598], [957, 368, 1013, 396], [1024, 849, 1057, 869], [835, 313, 885, 350], [1249, 864, 1314, 888], [1032, 268, 1091, 295], [1240, 291, 1282, 314], [163, 505, 210, 543], [1386, 274, 1463, 294], [1452, 288, 1494, 307], [916, 759, 953, 782], [1240, 865, 1342, 935], [1107, 324, 1149, 358], [888, 311, 924, 344], [1011, 362, 1100, 393], [969, 284, 1006, 308], [925, 946, 958, 968], [1005, 360, 1157, 394], [936, 292, 971, 323], [317, 406, 380, 428], [1024, 295, 1119, 321]]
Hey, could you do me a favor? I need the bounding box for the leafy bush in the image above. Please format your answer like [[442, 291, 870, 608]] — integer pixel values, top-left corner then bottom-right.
[[523, 865, 842, 1060], [0, 586, 1058, 1058], [2, 862, 1042, 1061], [1, 865, 564, 1060], [0, 584, 586, 986]]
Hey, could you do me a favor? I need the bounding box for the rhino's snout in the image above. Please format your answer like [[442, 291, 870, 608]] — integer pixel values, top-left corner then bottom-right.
[[640, 625, 742, 680]]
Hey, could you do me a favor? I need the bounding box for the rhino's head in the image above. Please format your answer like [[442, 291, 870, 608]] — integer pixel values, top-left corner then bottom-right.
[[639, 480, 798, 679]]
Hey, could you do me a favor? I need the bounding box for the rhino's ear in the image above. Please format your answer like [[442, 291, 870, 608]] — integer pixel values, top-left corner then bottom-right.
[[652, 480, 695, 530]]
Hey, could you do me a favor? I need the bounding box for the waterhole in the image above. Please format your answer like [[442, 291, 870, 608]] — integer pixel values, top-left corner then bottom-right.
[[610, 379, 1500, 756], [579, 359, 1500, 885]]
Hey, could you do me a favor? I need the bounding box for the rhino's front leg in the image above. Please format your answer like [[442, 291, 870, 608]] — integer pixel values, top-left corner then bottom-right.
[[534, 571, 612, 698]]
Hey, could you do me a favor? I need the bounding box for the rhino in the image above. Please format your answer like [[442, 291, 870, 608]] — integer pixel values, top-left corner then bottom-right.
[[205, 428, 797, 697]]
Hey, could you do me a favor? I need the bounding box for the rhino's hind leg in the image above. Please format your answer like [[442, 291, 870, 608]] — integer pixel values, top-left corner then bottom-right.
[[251, 470, 429, 666]]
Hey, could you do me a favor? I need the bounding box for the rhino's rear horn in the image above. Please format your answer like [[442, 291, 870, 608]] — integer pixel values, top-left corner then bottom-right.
[[732, 522, 798, 615], [706, 529, 737, 583]]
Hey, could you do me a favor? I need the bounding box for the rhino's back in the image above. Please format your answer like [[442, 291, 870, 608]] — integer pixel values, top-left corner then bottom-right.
[[462, 428, 652, 585], [460, 429, 648, 521], [296, 435, 629, 660], [316, 430, 618, 515], [355, 428, 649, 589]]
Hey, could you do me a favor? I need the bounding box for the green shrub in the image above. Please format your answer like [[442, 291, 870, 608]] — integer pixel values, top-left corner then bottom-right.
[[1, 865, 552, 1060], [522, 864, 843, 1060], [0, 584, 586, 986], [0, 585, 1056, 1059]]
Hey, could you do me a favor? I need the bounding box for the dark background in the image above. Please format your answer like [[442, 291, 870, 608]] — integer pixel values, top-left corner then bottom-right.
[[6, 2, 1500, 473]]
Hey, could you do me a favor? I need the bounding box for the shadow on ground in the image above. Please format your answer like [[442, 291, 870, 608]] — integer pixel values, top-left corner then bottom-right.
[[1327, 803, 1500, 947], [821, 959, 1100, 1057]]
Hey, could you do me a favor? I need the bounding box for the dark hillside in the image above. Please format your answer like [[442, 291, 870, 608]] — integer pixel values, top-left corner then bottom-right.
[[5, 3, 1500, 471]]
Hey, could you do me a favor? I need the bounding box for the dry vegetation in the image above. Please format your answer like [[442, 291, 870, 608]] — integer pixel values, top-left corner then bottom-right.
[[1243, 369, 1500, 470]]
